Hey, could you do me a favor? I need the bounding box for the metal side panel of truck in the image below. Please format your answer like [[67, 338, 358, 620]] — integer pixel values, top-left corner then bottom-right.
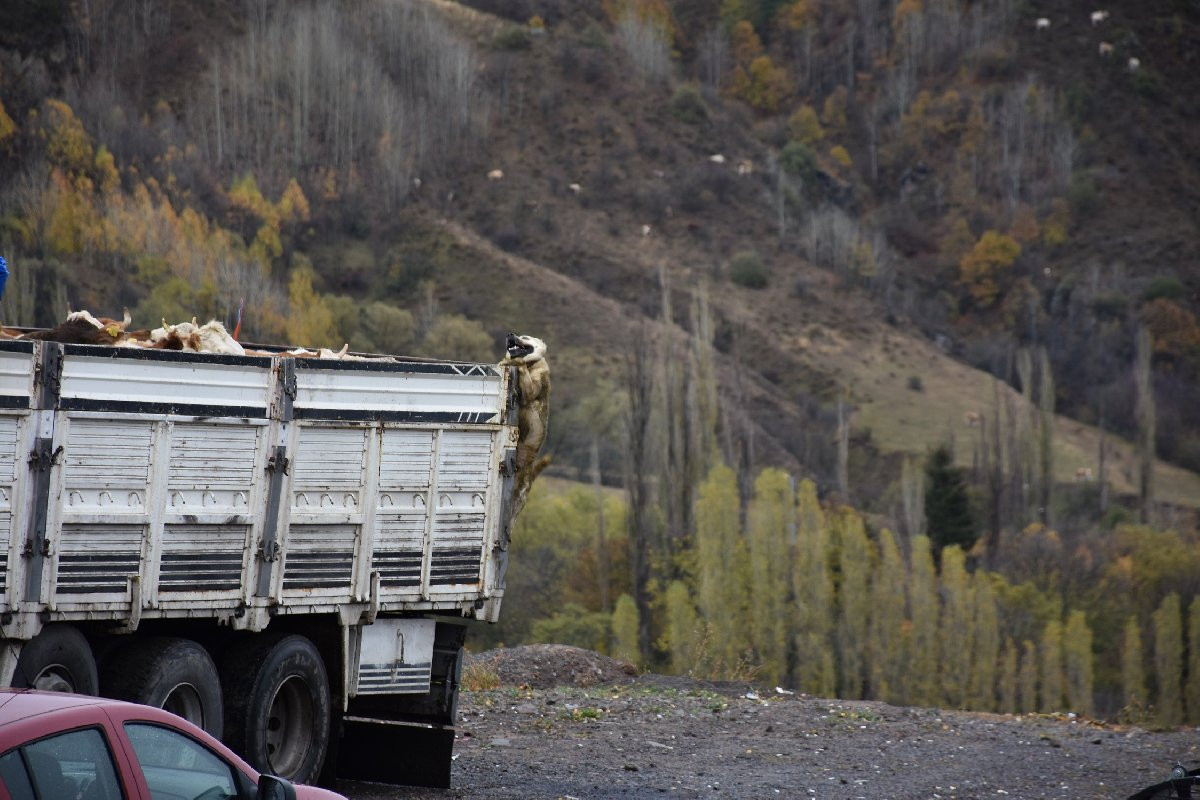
[[0, 339, 518, 788]]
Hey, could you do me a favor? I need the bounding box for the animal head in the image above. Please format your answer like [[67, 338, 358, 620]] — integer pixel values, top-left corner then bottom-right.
[[504, 333, 546, 364]]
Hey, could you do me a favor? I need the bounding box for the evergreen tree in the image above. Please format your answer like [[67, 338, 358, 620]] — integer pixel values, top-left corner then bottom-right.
[[906, 534, 939, 707], [1122, 614, 1148, 721], [1018, 639, 1039, 713], [869, 528, 907, 703], [938, 546, 972, 707], [1063, 609, 1094, 716], [969, 571, 1000, 711], [793, 480, 836, 697], [749, 468, 793, 685], [695, 463, 751, 676], [1154, 593, 1184, 727], [998, 638, 1019, 714], [924, 446, 975, 559], [611, 593, 640, 666], [833, 509, 872, 700], [1040, 619, 1064, 712]]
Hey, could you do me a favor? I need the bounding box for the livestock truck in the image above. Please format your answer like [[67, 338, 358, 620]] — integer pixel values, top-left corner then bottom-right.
[[0, 337, 519, 788]]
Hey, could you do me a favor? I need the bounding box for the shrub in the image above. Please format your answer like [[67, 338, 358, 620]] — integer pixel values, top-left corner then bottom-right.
[[728, 250, 770, 288], [907, 375, 924, 392], [493, 25, 532, 50], [670, 85, 708, 124], [1144, 275, 1186, 302], [779, 140, 817, 181]]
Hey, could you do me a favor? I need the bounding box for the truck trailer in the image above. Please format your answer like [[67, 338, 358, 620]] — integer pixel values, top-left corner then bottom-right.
[[0, 337, 518, 787]]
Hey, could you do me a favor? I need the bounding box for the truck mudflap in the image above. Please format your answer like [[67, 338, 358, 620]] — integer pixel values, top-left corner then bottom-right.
[[329, 619, 465, 787], [335, 718, 456, 788]]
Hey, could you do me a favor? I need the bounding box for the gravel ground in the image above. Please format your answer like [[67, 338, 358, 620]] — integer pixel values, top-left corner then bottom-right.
[[338, 645, 1200, 800]]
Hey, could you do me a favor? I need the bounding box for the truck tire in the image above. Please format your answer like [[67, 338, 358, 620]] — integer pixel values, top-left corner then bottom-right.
[[101, 637, 223, 738], [220, 634, 330, 785], [10, 624, 98, 695]]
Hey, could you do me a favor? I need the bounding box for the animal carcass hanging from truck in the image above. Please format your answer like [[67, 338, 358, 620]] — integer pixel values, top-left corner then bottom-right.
[[0, 327, 529, 788]]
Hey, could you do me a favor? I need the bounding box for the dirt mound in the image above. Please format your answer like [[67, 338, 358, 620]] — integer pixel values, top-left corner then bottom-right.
[[464, 644, 637, 689]]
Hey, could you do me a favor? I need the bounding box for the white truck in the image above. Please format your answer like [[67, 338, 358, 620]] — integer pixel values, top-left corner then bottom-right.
[[0, 337, 519, 788]]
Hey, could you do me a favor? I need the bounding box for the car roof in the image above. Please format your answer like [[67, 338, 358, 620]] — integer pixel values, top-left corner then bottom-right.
[[0, 688, 114, 727]]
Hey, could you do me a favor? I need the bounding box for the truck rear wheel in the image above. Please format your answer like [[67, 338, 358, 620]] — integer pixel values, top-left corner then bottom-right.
[[220, 634, 330, 785], [10, 624, 98, 695], [101, 637, 223, 737]]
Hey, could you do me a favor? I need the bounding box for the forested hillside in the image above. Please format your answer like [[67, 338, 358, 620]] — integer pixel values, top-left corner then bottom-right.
[[1, 0, 1199, 723]]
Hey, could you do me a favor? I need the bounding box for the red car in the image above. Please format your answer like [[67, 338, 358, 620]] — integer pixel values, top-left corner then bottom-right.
[[0, 689, 345, 800]]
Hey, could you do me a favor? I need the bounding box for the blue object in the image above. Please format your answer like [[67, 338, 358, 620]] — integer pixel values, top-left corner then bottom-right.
[[0, 256, 7, 300]]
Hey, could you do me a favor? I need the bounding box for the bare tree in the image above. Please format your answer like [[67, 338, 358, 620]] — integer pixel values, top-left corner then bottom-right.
[[615, 12, 672, 86]]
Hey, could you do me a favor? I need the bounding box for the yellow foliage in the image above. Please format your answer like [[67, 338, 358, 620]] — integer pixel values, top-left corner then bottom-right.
[[94, 146, 119, 195], [959, 230, 1021, 307], [0, 98, 16, 147], [41, 99, 93, 175], [731, 55, 792, 113], [775, 0, 812, 32], [286, 266, 336, 347], [278, 179, 310, 224], [1042, 197, 1070, 246], [829, 145, 853, 170], [228, 173, 271, 221], [251, 224, 284, 263], [787, 104, 824, 145], [821, 87, 849, 135], [940, 216, 974, 263], [730, 20, 763, 65]]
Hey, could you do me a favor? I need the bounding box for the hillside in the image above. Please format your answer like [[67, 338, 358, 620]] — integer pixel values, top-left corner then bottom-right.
[[0, 0, 1197, 526]]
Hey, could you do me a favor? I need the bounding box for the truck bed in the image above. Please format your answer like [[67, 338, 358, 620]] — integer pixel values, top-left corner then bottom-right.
[[0, 340, 515, 639]]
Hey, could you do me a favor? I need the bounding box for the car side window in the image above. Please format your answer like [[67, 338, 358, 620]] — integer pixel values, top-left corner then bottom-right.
[[123, 723, 239, 800], [0, 727, 125, 800]]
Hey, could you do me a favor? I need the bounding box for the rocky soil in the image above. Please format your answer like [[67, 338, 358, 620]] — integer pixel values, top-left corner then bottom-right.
[[339, 645, 1199, 800]]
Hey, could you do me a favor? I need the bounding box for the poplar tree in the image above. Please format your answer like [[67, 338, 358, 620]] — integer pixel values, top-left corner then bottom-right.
[[695, 463, 750, 676], [748, 468, 793, 685], [1135, 326, 1155, 523], [969, 571, 1000, 711], [1154, 593, 1184, 727], [1063, 609, 1094, 716], [1040, 618, 1064, 712], [1036, 348, 1055, 526], [938, 546, 972, 708], [1186, 597, 1200, 723], [998, 638, 1019, 714], [611, 594, 640, 666], [1018, 639, 1039, 713], [1122, 614, 1148, 721], [833, 509, 872, 699], [869, 529, 907, 703], [906, 534, 939, 707], [793, 480, 835, 697], [662, 580, 700, 676]]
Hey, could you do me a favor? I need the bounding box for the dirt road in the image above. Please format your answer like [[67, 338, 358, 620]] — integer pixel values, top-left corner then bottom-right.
[[338, 645, 1199, 800]]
